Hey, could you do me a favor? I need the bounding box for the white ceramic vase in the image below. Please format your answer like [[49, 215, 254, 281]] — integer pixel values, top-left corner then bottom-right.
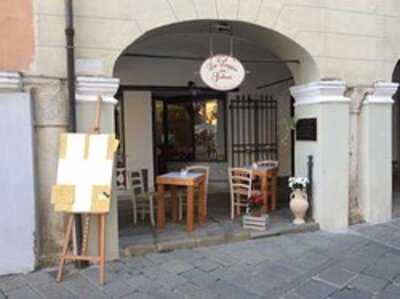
[[289, 189, 309, 225]]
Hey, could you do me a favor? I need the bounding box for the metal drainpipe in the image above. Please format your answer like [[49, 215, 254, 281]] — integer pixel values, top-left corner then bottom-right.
[[65, 0, 85, 268], [306, 155, 314, 220]]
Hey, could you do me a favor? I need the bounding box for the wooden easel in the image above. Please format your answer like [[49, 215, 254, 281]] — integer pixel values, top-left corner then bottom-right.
[[57, 96, 108, 285]]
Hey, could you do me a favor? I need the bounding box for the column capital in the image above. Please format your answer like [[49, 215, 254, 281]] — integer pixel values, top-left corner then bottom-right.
[[0, 71, 23, 92], [365, 81, 398, 104], [290, 80, 350, 106], [76, 76, 120, 104]]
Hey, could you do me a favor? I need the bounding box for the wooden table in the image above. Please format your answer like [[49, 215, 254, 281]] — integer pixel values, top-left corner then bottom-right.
[[156, 172, 206, 232], [246, 166, 278, 212]]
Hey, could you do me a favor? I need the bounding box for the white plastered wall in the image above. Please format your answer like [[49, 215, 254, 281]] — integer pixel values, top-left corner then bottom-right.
[[0, 88, 36, 274], [291, 81, 350, 230], [31, 0, 400, 85]]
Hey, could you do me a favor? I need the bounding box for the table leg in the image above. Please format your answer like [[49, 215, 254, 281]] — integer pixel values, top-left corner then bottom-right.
[[271, 170, 277, 210], [198, 181, 206, 224], [186, 186, 194, 232], [261, 174, 269, 213], [171, 186, 178, 223], [156, 184, 165, 230]]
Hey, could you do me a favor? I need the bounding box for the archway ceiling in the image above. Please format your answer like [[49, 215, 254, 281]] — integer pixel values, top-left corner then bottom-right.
[[116, 20, 319, 84], [122, 20, 288, 62], [124, 32, 281, 61]]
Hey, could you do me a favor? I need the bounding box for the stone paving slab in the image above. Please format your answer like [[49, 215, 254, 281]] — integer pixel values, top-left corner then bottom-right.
[[34, 283, 77, 299], [329, 287, 373, 299], [313, 266, 357, 288], [290, 279, 338, 299], [348, 273, 388, 294], [0, 275, 28, 292], [378, 284, 400, 299], [5, 221, 400, 298], [62, 274, 108, 299], [5, 286, 42, 299]]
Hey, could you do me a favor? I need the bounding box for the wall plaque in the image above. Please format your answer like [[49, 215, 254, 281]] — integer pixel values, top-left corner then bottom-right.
[[296, 118, 317, 141]]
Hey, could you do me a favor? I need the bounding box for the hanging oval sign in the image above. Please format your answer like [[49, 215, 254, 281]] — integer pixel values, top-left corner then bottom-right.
[[200, 54, 245, 91]]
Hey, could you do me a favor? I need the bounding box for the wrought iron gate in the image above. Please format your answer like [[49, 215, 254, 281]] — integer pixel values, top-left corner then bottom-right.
[[229, 94, 278, 166]]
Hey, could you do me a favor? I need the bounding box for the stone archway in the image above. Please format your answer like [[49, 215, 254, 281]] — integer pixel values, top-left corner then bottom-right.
[[42, 13, 322, 262], [110, 19, 320, 85]]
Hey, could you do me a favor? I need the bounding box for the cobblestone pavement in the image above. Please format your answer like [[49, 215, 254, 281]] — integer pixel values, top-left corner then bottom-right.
[[4, 219, 400, 298]]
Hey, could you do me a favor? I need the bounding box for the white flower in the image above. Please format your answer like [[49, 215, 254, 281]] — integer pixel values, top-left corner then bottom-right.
[[288, 176, 309, 190]]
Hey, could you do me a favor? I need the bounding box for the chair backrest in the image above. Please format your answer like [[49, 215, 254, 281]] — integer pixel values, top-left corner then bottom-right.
[[228, 168, 253, 200], [186, 165, 210, 196], [256, 160, 279, 169], [115, 167, 127, 190], [128, 170, 145, 195]]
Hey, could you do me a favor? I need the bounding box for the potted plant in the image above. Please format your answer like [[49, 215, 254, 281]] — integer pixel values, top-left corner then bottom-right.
[[247, 192, 264, 217], [288, 177, 309, 225], [243, 192, 269, 231]]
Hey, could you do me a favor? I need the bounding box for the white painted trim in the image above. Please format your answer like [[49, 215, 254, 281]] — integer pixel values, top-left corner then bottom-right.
[[290, 80, 350, 106], [0, 71, 22, 91], [75, 76, 119, 104], [75, 96, 118, 105], [365, 82, 398, 104]]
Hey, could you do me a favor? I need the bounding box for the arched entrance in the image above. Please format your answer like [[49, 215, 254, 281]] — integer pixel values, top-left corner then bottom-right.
[[110, 20, 320, 254]]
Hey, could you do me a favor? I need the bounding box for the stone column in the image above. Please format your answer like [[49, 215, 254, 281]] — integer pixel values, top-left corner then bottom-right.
[[359, 82, 398, 224], [346, 86, 372, 224], [23, 76, 70, 266], [290, 81, 350, 230], [75, 76, 120, 261]]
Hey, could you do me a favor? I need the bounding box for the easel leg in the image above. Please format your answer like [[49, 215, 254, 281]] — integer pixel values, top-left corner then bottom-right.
[[98, 214, 106, 285], [57, 214, 74, 282]]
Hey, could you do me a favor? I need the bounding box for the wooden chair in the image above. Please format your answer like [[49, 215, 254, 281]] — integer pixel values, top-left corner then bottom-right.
[[115, 167, 127, 190], [115, 167, 133, 197], [129, 170, 156, 226], [178, 165, 210, 221], [228, 168, 253, 219], [115, 167, 139, 226]]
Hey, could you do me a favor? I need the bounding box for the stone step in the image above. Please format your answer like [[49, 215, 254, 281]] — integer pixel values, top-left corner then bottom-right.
[[121, 221, 319, 257]]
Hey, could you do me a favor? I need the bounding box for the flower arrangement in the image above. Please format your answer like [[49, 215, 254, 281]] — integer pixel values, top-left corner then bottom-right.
[[288, 177, 309, 191], [247, 192, 264, 216]]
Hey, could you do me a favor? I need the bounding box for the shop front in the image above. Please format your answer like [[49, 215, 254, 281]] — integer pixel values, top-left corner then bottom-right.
[[1, 0, 399, 273]]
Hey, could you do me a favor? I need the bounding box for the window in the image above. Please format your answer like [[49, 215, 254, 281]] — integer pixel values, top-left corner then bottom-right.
[[154, 96, 226, 162]]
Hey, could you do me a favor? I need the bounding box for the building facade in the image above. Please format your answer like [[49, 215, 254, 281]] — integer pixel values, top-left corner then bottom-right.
[[1, 0, 399, 273]]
